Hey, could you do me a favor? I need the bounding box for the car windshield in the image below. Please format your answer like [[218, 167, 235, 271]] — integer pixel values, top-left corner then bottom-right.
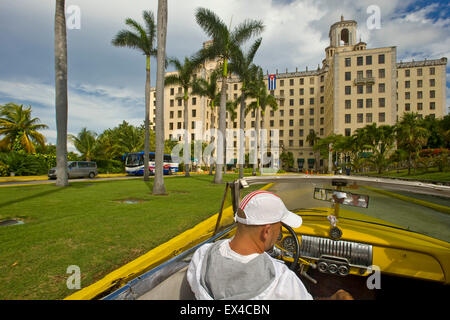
[[269, 181, 450, 243]]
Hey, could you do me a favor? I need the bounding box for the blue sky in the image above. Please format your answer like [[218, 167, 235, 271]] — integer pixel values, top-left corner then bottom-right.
[[0, 0, 448, 151]]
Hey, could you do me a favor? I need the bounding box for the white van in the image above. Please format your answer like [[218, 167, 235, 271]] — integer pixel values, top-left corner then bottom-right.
[[48, 161, 98, 179]]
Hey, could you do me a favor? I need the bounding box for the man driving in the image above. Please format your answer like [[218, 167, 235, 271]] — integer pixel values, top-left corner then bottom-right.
[[187, 190, 353, 300]]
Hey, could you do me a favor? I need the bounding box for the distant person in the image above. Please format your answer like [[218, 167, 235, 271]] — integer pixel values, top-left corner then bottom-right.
[[187, 190, 353, 300]]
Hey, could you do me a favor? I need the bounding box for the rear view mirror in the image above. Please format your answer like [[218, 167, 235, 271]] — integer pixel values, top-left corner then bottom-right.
[[313, 188, 369, 208]]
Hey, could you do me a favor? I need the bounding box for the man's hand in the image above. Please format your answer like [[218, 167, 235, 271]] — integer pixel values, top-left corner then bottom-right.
[[329, 289, 354, 300]]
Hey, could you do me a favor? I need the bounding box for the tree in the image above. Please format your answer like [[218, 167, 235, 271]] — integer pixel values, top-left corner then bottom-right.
[[165, 57, 202, 176], [195, 7, 264, 183], [192, 69, 220, 175], [69, 128, 100, 161], [306, 129, 319, 171], [0, 103, 48, 153], [54, 0, 69, 186], [247, 66, 277, 175], [112, 10, 157, 182], [153, 0, 168, 195], [229, 38, 262, 178], [396, 113, 430, 175]]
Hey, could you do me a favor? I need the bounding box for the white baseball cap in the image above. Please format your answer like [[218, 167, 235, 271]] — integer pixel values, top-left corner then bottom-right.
[[234, 191, 303, 228]]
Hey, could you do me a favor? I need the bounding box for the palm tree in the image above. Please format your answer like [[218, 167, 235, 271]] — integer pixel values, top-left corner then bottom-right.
[[165, 57, 202, 177], [54, 0, 69, 187], [112, 10, 157, 182], [396, 113, 430, 175], [195, 7, 264, 183], [247, 67, 277, 175], [153, 0, 168, 195], [229, 39, 262, 178], [0, 103, 48, 153], [69, 128, 100, 161], [306, 129, 320, 171], [192, 69, 220, 175]]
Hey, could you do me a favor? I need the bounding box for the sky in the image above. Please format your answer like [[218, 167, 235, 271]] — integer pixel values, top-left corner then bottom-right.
[[0, 0, 449, 152]]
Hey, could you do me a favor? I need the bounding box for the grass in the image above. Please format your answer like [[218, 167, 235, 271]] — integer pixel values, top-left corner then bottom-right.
[[355, 167, 450, 182], [0, 174, 262, 300]]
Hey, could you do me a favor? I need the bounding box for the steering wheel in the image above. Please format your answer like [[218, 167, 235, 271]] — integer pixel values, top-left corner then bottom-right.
[[273, 223, 301, 271]]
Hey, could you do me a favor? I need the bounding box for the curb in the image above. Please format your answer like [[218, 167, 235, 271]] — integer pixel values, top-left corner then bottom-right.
[[363, 185, 450, 215]]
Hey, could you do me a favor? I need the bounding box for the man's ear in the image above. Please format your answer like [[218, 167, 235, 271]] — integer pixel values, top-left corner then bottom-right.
[[259, 224, 272, 242]]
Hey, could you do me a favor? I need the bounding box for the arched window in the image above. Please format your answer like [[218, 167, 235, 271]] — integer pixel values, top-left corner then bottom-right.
[[340, 28, 349, 45]]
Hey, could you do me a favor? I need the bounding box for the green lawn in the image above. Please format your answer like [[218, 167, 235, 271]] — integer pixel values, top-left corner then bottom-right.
[[0, 174, 262, 300], [355, 168, 450, 182]]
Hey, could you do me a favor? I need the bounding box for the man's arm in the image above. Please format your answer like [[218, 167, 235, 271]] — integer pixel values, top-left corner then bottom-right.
[[315, 289, 354, 300]]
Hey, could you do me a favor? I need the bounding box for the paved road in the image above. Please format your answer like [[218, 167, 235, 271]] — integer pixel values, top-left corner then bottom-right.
[[268, 182, 450, 243], [0, 175, 143, 187]]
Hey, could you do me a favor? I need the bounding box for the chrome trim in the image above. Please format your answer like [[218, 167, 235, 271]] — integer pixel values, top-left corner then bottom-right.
[[299, 235, 373, 268]]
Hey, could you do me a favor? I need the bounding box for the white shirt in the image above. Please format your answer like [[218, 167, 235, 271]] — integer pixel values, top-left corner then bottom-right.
[[187, 239, 313, 300]]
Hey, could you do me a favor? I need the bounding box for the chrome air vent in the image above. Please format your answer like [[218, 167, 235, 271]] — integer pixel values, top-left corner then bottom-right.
[[299, 235, 373, 268]]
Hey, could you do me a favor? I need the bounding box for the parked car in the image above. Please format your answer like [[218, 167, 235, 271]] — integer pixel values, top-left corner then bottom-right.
[[48, 161, 98, 179]]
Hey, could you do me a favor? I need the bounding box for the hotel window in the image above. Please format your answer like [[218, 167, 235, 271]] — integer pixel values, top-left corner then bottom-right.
[[405, 69, 410, 77], [310, 77, 314, 84], [310, 98, 314, 105], [280, 110, 284, 116], [320, 96, 324, 104], [320, 118, 324, 125], [378, 69, 385, 78], [299, 140, 304, 147], [366, 70, 373, 78], [379, 112, 385, 122], [309, 119, 314, 126], [379, 98, 385, 107], [405, 92, 410, 100], [170, 88, 174, 95], [378, 83, 385, 93], [170, 99, 174, 107], [310, 88, 314, 94], [191, 121, 195, 129], [280, 99, 284, 107], [430, 67, 435, 75], [345, 86, 351, 95], [345, 58, 351, 67], [320, 86, 324, 93], [309, 108, 314, 115], [417, 91, 423, 99], [430, 90, 436, 98], [280, 80, 284, 86], [357, 85, 364, 94], [320, 128, 324, 135], [290, 79, 294, 86], [289, 130, 294, 137], [405, 81, 410, 88], [357, 113, 363, 123], [366, 113, 373, 123], [299, 129, 304, 137], [289, 140, 293, 147], [299, 119, 304, 126], [177, 122, 182, 129], [270, 110, 274, 117], [366, 55, 372, 65], [357, 70, 363, 79], [289, 89, 294, 96], [345, 72, 351, 81], [417, 68, 422, 76], [345, 100, 351, 109], [289, 119, 294, 126], [417, 79, 423, 88], [299, 88, 304, 95], [357, 99, 364, 108], [345, 114, 351, 124], [169, 123, 174, 130], [290, 99, 294, 106], [170, 111, 174, 119], [417, 103, 423, 110], [321, 75, 324, 82], [430, 79, 435, 87], [279, 130, 284, 137], [366, 85, 373, 93], [279, 120, 284, 126], [366, 98, 373, 108], [178, 110, 182, 118], [357, 56, 363, 66], [299, 78, 304, 85], [378, 54, 385, 64], [192, 109, 196, 117], [178, 99, 182, 106], [405, 103, 410, 111], [289, 109, 294, 116], [345, 128, 351, 137], [270, 120, 274, 127], [430, 102, 436, 110], [320, 107, 324, 114]]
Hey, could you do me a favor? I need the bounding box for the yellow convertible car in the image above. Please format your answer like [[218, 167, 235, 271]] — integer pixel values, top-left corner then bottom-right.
[[69, 175, 450, 300]]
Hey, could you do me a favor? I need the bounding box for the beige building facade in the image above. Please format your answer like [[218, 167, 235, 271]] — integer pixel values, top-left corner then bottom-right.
[[149, 17, 447, 170]]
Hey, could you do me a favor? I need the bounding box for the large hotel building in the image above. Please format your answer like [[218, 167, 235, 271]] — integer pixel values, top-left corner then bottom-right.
[[150, 17, 447, 170]]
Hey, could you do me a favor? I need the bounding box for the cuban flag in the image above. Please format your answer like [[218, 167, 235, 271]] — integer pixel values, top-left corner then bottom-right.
[[268, 74, 276, 90]]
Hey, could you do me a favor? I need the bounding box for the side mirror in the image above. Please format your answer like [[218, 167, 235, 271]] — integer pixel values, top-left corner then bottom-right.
[[313, 188, 369, 208]]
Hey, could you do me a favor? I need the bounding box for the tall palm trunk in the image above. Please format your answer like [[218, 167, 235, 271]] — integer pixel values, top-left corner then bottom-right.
[[214, 72, 227, 184], [144, 55, 151, 181], [253, 104, 259, 176], [152, 0, 167, 195], [54, 0, 68, 187], [260, 112, 265, 175], [183, 92, 190, 176], [239, 93, 246, 179], [208, 109, 215, 175]]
